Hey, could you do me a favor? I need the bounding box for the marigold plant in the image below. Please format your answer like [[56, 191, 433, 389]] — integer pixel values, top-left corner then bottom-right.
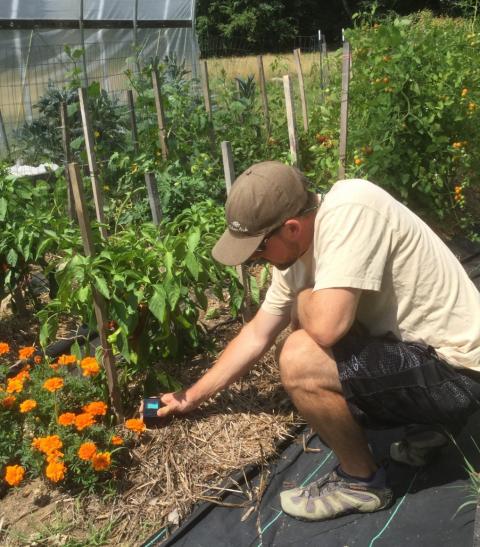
[[80, 357, 100, 377], [92, 451, 111, 471], [5, 465, 25, 487], [19, 399, 37, 413], [6, 378, 24, 394], [83, 401, 107, 416], [43, 377, 64, 392], [78, 442, 97, 461], [125, 418, 146, 435], [2, 395, 16, 408], [32, 435, 63, 455], [111, 435, 123, 446], [0, 342, 10, 355], [46, 460, 66, 482], [18, 346, 35, 360], [58, 412, 76, 426], [74, 412, 96, 431], [57, 354, 77, 365]]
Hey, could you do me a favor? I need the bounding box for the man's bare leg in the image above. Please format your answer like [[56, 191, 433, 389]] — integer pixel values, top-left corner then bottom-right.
[[279, 328, 377, 478]]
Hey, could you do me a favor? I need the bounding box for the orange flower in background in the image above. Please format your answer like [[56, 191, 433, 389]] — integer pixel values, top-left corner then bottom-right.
[[34, 355, 42, 364], [78, 442, 97, 461], [46, 450, 64, 463], [74, 412, 96, 431], [80, 356, 100, 377], [0, 342, 10, 355], [461, 87, 469, 97], [57, 354, 77, 366], [82, 401, 107, 416], [6, 378, 24, 394], [18, 346, 35, 360], [125, 418, 146, 435], [14, 368, 30, 382], [32, 435, 63, 455], [2, 395, 16, 408], [111, 435, 123, 446], [19, 399, 37, 413], [5, 465, 25, 487], [43, 377, 64, 392], [92, 451, 111, 471], [58, 412, 76, 426], [46, 460, 66, 482]]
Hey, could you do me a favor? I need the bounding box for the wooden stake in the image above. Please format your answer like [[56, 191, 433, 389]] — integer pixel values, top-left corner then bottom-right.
[[126, 90, 139, 155], [322, 36, 330, 87], [78, 87, 108, 239], [0, 109, 10, 157], [59, 102, 75, 221], [283, 75, 299, 167], [293, 48, 308, 132], [338, 41, 351, 180], [151, 69, 168, 160], [221, 141, 253, 322], [144, 172, 163, 226], [68, 162, 124, 423], [200, 60, 213, 120], [257, 55, 271, 137]]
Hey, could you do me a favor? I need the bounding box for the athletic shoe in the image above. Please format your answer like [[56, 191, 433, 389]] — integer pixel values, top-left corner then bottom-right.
[[390, 428, 448, 467], [280, 466, 393, 521]]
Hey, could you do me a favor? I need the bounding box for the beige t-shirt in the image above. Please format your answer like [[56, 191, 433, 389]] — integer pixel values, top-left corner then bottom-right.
[[261, 179, 480, 371]]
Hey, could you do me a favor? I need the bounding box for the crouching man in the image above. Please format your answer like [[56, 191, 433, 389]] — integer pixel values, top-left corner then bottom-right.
[[149, 161, 480, 521]]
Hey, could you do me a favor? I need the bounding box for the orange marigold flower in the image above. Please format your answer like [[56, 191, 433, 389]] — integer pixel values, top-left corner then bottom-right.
[[50, 363, 60, 370], [18, 346, 35, 360], [57, 354, 77, 366], [78, 442, 97, 461], [5, 464, 25, 486], [125, 418, 146, 435], [34, 355, 42, 364], [46, 460, 66, 482], [14, 368, 30, 381], [2, 395, 16, 408], [43, 377, 64, 392], [74, 412, 96, 431], [32, 435, 63, 455], [46, 450, 64, 463], [111, 435, 124, 446], [0, 342, 10, 355], [58, 412, 76, 426], [92, 451, 111, 471], [80, 356, 100, 377], [6, 378, 24, 394], [19, 399, 37, 413], [82, 401, 107, 416]]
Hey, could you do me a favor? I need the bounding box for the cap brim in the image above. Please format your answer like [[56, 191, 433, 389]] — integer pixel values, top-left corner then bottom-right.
[[212, 230, 265, 266]]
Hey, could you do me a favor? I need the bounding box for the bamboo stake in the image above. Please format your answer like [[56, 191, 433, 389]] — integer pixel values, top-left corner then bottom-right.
[[151, 69, 168, 160], [257, 55, 271, 137], [144, 172, 163, 226], [68, 162, 124, 423], [282, 75, 299, 167], [293, 49, 308, 132], [78, 87, 107, 238], [338, 41, 351, 180], [200, 60, 212, 120], [59, 101, 75, 221], [322, 35, 330, 87], [126, 90, 139, 155], [318, 31, 324, 100], [221, 141, 253, 322], [0, 109, 10, 157]]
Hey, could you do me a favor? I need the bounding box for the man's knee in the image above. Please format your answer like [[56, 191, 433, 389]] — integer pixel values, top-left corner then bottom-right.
[[278, 329, 335, 392]]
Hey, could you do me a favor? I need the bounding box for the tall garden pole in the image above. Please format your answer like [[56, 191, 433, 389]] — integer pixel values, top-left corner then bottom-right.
[[59, 101, 75, 221], [126, 90, 139, 155], [283, 74, 299, 167], [293, 48, 308, 132], [0, 109, 10, 157], [144, 172, 163, 226], [200, 60, 213, 120], [322, 34, 329, 87], [78, 87, 108, 238], [68, 162, 124, 423], [318, 30, 324, 99], [221, 141, 252, 322], [151, 69, 169, 160], [256, 55, 271, 137], [79, 0, 88, 87], [338, 41, 351, 180]]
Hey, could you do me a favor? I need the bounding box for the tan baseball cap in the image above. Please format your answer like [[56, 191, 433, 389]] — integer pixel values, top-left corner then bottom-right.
[[212, 161, 316, 266]]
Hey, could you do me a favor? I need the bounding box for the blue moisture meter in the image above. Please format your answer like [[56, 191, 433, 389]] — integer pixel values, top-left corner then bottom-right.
[[143, 397, 164, 428]]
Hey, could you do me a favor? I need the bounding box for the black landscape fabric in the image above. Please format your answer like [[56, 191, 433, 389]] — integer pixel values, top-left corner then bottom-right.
[[144, 412, 480, 547]]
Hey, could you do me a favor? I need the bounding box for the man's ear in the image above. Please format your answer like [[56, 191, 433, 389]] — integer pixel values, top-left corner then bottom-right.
[[282, 219, 302, 240]]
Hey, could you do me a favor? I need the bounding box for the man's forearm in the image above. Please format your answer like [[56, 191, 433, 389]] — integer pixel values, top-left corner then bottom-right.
[[185, 320, 275, 405]]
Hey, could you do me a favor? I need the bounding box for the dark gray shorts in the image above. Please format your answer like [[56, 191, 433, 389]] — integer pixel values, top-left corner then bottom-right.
[[332, 330, 480, 431]]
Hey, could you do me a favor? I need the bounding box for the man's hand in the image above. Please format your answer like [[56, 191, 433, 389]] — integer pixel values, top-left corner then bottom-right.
[[139, 390, 197, 419]]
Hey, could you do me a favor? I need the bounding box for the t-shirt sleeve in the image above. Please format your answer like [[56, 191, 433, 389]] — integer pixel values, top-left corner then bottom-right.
[[261, 266, 295, 316], [314, 203, 392, 292]]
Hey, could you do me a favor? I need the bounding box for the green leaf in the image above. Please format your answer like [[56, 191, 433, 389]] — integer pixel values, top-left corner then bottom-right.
[[249, 276, 260, 305], [166, 282, 181, 310], [149, 285, 167, 323], [94, 275, 110, 299], [40, 317, 58, 348], [187, 229, 201, 252], [0, 197, 7, 221], [185, 251, 199, 280], [6, 249, 18, 267]]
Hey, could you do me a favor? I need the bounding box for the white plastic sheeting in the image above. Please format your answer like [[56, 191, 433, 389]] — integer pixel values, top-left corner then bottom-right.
[[0, 0, 199, 142]]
